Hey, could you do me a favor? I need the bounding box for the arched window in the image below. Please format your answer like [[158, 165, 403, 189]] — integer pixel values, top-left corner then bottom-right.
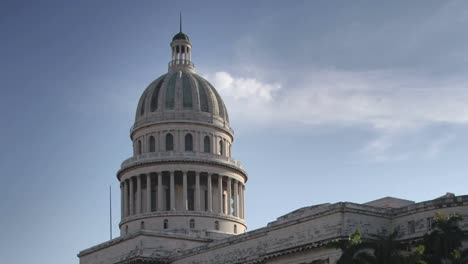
[[140, 221, 145, 229], [234, 224, 237, 234], [163, 219, 168, 229], [189, 219, 195, 229], [137, 140, 142, 155], [165, 133, 174, 151], [125, 225, 128, 235], [214, 221, 219, 231], [219, 140, 224, 156], [204, 136, 210, 153], [185, 133, 193, 151], [149, 136, 156, 152]]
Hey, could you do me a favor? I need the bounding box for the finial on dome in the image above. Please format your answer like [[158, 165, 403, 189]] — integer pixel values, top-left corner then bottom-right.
[[179, 12, 182, 33]]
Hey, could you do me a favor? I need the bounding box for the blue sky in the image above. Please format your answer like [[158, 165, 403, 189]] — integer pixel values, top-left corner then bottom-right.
[[1, 1, 468, 263]]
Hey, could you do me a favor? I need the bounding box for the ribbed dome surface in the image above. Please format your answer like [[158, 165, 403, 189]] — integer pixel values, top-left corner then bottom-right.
[[172, 32, 190, 41], [134, 70, 230, 130]]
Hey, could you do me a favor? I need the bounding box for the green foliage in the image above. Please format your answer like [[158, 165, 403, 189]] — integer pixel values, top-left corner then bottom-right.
[[422, 213, 464, 264], [332, 214, 466, 264]]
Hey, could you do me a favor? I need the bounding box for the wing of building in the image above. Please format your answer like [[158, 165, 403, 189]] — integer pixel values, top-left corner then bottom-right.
[[78, 25, 468, 264]]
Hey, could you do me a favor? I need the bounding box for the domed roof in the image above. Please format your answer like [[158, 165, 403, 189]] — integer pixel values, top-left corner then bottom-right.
[[134, 70, 230, 131], [172, 32, 190, 41]]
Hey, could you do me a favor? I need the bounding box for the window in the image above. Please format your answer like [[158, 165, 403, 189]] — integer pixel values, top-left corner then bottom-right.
[[203, 136, 210, 153], [189, 219, 195, 229], [219, 140, 224, 156], [234, 224, 237, 234], [165, 133, 174, 151], [125, 225, 128, 235], [163, 219, 168, 229], [185, 133, 193, 151], [408, 221, 415, 235], [215, 221, 219, 231], [137, 140, 142, 155], [140, 221, 145, 230], [427, 217, 433, 231], [149, 136, 156, 152]]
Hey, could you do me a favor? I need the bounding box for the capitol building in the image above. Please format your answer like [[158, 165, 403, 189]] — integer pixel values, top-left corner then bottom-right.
[[78, 26, 468, 264]]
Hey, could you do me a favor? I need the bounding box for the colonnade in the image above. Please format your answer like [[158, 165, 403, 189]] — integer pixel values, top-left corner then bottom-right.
[[120, 171, 245, 220]]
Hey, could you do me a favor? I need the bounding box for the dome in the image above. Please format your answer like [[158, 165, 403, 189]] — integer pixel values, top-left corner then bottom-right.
[[172, 32, 190, 41], [133, 70, 230, 131]]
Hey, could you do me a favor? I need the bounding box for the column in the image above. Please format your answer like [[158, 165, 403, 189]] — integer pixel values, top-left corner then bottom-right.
[[136, 175, 141, 214], [122, 182, 127, 218], [227, 177, 232, 215], [174, 130, 179, 151], [170, 171, 175, 211], [146, 174, 151, 213], [124, 180, 129, 217], [158, 131, 163, 152], [157, 173, 163, 211], [207, 174, 213, 212], [218, 175, 223, 214], [129, 177, 134, 215], [212, 134, 216, 154], [179, 131, 184, 151], [234, 180, 239, 217], [195, 172, 201, 211], [242, 185, 245, 219], [120, 183, 124, 218], [182, 171, 188, 211]]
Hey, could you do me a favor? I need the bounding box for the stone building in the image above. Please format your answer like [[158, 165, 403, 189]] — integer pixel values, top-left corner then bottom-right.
[[78, 27, 468, 264]]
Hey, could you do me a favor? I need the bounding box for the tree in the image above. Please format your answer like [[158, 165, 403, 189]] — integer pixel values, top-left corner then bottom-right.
[[423, 213, 465, 264], [330, 229, 426, 264]]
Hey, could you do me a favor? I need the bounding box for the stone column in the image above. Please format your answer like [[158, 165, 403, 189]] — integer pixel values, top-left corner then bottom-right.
[[120, 183, 124, 218], [234, 180, 239, 217], [129, 177, 134, 215], [218, 175, 223, 214], [170, 171, 175, 211], [182, 171, 188, 211], [157, 173, 163, 211], [136, 175, 142, 214], [174, 130, 179, 151], [212, 134, 216, 154], [207, 174, 213, 212], [158, 131, 163, 152], [146, 174, 151, 213], [124, 180, 129, 217], [195, 172, 201, 211], [227, 177, 232, 215], [242, 185, 245, 219]]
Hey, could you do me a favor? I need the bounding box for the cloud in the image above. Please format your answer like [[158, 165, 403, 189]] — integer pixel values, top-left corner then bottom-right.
[[209, 70, 468, 129], [208, 70, 468, 160]]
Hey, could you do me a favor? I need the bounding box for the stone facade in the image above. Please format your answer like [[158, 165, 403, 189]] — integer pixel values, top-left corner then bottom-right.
[[78, 27, 468, 264], [79, 195, 468, 264]]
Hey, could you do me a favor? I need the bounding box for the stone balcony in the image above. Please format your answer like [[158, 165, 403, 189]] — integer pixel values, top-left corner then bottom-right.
[[120, 151, 244, 172]]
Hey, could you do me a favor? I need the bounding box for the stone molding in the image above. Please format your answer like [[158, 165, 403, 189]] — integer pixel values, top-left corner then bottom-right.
[[119, 211, 247, 227], [117, 154, 247, 180]]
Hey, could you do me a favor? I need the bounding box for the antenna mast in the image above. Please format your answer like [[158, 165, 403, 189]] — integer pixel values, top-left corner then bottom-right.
[[179, 12, 182, 32], [109, 185, 112, 240]]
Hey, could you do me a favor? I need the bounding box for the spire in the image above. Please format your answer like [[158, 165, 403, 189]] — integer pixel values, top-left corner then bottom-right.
[[179, 12, 182, 33]]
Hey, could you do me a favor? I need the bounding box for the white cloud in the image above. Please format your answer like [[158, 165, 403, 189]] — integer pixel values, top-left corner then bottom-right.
[[208, 70, 468, 159], [209, 70, 468, 129]]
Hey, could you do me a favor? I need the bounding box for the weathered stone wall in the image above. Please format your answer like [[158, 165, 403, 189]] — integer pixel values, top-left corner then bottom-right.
[[79, 232, 208, 264]]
